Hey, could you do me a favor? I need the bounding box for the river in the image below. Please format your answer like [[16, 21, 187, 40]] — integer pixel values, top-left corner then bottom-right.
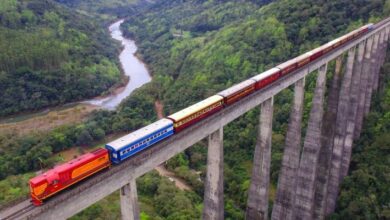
[[84, 19, 152, 110], [0, 19, 151, 126]]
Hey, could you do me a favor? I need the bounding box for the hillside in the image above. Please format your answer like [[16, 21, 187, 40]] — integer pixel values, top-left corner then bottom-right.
[[0, 0, 389, 219], [54, 0, 141, 17], [0, 0, 121, 117]]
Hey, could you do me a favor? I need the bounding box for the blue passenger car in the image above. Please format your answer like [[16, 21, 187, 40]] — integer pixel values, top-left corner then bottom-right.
[[105, 119, 174, 164]]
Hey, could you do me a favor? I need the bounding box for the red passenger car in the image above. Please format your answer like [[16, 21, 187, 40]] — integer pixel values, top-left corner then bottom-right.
[[277, 59, 298, 76], [218, 79, 256, 106], [29, 148, 110, 206], [251, 68, 281, 90]]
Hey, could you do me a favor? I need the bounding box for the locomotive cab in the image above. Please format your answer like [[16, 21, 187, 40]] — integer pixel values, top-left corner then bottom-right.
[[29, 176, 49, 206]]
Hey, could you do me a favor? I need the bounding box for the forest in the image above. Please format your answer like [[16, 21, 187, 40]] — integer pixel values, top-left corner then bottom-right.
[[0, 0, 389, 219], [0, 0, 121, 116]]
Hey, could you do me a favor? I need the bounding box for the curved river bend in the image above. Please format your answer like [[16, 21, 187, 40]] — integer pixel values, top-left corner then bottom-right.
[[84, 19, 151, 110]]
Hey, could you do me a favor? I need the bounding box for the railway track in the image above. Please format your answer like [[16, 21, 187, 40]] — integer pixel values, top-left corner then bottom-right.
[[0, 200, 34, 220]]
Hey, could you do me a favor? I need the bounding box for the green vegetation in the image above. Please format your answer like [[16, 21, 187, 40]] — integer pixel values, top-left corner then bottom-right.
[[55, 0, 137, 11], [0, 173, 34, 207], [54, 0, 142, 19], [71, 171, 201, 220], [1, 0, 390, 219], [0, 0, 121, 116]]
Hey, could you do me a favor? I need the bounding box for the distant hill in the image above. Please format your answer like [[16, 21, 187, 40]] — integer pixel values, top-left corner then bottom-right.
[[0, 0, 121, 116], [54, 0, 140, 16]]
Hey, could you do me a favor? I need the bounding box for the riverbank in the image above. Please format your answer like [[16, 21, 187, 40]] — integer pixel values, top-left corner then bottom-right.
[[0, 104, 98, 136]]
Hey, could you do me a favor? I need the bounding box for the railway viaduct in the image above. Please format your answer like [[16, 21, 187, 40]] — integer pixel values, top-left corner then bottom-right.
[[1, 19, 390, 220]]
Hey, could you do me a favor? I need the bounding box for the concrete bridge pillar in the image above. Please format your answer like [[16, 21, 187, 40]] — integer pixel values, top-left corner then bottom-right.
[[120, 179, 140, 220], [313, 56, 344, 220], [383, 28, 390, 65], [203, 127, 224, 220], [293, 63, 328, 220], [246, 97, 274, 220], [373, 31, 385, 91], [378, 28, 390, 92], [325, 47, 356, 215], [380, 28, 389, 67], [381, 28, 390, 66], [384, 27, 390, 58], [272, 77, 305, 220], [363, 34, 380, 115], [354, 37, 374, 139], [340, 42, 367, 179]]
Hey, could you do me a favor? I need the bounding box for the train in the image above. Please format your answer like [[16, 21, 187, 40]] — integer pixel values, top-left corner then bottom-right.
[[29, 21, 379, 206]]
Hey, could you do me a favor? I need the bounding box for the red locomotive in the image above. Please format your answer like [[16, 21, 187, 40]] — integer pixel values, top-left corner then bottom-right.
[[29, 148, 110, 205]]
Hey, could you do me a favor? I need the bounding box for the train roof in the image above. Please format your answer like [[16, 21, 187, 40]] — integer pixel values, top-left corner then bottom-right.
[[251, 68, 281, 82], [106, 118, 173, 151], [167, 95, 223, 122], [218, 79, 255, 98], [276, 59, 298, 69], [30, 148, 108, 185], [295, 52, 312, 60]]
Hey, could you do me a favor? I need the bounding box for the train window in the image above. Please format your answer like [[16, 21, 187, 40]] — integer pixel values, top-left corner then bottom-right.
[[51, 180, 58, 185], [113, 153, 117, 158]]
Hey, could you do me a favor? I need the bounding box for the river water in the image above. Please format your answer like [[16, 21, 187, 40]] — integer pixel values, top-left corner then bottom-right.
[[84, 19, 151, 110], [0, 19, 148, 124]]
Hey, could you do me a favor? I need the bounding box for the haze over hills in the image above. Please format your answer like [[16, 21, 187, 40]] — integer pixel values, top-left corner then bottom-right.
[[55, 0, 138, 9], [0, 0, 389, 219]]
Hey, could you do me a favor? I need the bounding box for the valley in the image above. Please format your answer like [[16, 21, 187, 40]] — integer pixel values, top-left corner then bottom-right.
[[0, 0, 389, 219]]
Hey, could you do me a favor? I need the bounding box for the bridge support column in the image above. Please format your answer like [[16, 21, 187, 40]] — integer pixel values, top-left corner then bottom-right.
[[246, 97, 274, 220], [272, 77, 305, 220], [354, 37, 373, 139], [294, 63, 328, 220], [325, 47, 357, 215], [378, 27, 390, 92], [120, 179, 140, 220], [373, 31, 385, 91], [203, 127, 224, 220], [340, 42, 367, 179], [363, 34, 380, 115], [313, 56, 344, 220]]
